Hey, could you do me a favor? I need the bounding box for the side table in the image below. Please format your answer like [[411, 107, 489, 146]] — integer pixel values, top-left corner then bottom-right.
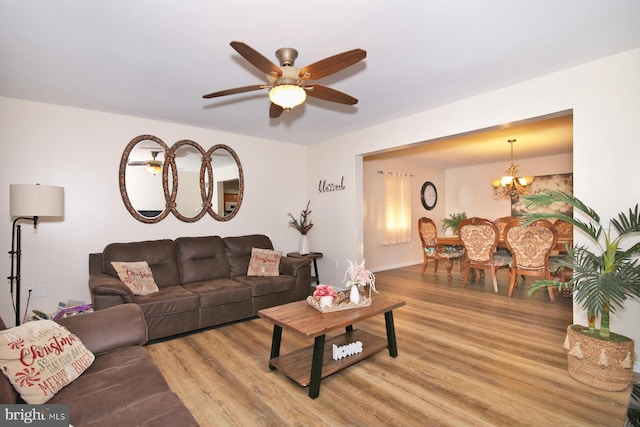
[[287, 252, 323, 285]]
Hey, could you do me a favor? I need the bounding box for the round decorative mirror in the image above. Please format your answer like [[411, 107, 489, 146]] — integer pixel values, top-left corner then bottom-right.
[[167, 140, 211, 222], [119, 135, 171, 223], [207, 144, 243, 221]]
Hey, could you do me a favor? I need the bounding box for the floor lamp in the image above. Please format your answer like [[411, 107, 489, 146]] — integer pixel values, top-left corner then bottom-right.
[[8, 184, 64, 326]]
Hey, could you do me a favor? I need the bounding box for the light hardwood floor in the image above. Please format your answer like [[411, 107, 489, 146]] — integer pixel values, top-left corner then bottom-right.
[[147, 264, 633, 426]]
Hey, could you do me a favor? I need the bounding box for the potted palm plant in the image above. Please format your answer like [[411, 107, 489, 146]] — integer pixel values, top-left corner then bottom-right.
[[441, 212, 467, 235], [522, 190, 640, 391]]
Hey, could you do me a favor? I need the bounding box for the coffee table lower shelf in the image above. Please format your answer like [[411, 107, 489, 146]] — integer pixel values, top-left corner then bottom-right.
[[269, 329, 387, 387]]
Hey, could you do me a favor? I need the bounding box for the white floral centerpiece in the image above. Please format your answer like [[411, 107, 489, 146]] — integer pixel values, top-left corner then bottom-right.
[[344, 259, 378, 303]]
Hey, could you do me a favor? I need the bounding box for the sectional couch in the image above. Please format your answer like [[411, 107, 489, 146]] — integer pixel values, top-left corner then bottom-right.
[[0, 304, 198, 426], [88, 234, 312, 340]]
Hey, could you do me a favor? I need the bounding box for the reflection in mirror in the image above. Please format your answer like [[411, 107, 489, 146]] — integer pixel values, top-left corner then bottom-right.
[[208, 145, 243, 221], [119, 135, 171, 223], [169, 140, 210, 222]]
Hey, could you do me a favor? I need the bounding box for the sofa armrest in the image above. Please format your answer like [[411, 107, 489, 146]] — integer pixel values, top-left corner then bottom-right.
[[89, 272, 134, 304], [280, 256, 310, 276], [280, 257, 312, 301], [57, 304, 148, 355]]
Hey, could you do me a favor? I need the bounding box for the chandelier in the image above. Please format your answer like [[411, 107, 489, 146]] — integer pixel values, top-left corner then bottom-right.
[[491, 139, 533, 198]]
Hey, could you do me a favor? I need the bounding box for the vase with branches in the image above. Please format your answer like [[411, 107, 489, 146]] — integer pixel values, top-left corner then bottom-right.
[[288, 201, 314, 235], [289, 201, 313, 255]]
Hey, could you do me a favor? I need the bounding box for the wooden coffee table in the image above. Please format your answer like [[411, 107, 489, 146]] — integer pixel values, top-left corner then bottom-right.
[[257, 295, 406, 398]]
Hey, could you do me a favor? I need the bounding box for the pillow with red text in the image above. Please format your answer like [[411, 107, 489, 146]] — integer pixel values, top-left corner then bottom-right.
[[111, 261, 160, 295], [247, 248, 282, 277], [0, 320, 95, 404]]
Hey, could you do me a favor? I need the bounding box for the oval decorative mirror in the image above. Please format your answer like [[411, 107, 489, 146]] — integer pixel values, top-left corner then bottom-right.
[[121, 137, 242, 223], [167, 140, 212, 222], [206, 144, 243, 221], [119, 135, 171, 223]]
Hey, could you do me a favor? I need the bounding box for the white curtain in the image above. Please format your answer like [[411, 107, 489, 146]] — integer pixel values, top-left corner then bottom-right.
[[379, 172, 412, 245]]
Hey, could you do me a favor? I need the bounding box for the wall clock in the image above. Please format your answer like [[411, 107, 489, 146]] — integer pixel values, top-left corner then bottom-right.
[[421, 181, 437, 210]]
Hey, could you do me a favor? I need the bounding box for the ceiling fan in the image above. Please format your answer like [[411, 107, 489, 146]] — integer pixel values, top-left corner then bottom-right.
[[128, 151, 163, 175], [203, 41, 367, 118]]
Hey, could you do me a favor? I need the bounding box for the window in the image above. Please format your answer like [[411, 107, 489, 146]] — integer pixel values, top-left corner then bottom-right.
[[379, 172, 412, 245]]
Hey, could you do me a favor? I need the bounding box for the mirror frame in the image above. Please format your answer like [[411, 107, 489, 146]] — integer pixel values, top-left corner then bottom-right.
[[119, 136, 243, 223], [206, 144, 244, 222], [119, 135, 172, 224], [167, 139, 212, 223]]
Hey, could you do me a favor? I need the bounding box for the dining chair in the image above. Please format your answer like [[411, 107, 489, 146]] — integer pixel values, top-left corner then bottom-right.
[[553, 218, 573, 252], [504, 218, 558, 301], [418, 217, 464, 279], [458, 217, 511, 292], [493, 216, 513, 248]]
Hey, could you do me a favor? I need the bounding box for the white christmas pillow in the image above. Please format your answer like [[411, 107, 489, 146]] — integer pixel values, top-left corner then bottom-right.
[[111, 261, 160, 295], [0, 320, 95, 404]]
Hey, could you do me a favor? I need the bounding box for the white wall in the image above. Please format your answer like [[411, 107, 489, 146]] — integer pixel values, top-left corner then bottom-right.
[[307, 49, 640, 370], [444, 153, 573, 222], [0, 97, 309, 321]]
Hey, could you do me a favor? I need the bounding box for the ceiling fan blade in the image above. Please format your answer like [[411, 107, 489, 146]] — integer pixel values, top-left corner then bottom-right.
[[305, 85, 358, 105], [269, 103, 284, 118], [203, 85, 266, 98], [230, 41, 282, 77], [128, 161, 148, 166], [298, 49, 366, 80]]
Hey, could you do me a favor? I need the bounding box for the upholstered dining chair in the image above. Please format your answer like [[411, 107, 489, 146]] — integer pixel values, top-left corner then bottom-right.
[[553, 218, 573, 252], [493, 216, 513, 248], [504, 218, 558, 301], [458, 217, 511, 293], [418, 217, 464, 279]]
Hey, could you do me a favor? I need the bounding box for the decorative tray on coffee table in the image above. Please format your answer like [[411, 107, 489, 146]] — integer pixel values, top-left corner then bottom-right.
[[306, 290, 372, 313]]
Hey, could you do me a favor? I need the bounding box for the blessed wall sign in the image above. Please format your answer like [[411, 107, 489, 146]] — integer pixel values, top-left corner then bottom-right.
[[318, 176, 345, 193]]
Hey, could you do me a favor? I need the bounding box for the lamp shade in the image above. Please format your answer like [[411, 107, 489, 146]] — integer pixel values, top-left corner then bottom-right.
[[10, 184, 64, 217]]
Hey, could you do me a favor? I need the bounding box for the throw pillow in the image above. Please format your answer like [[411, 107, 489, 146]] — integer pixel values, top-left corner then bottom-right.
[[111, 261, 160, 295], [0, 320, 95, 404], [247, 248, 282, 277]]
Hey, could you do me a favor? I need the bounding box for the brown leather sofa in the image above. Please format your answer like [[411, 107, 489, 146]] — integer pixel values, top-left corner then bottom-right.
[[0, 304, 198, 426], [89, 234, 312, 340]]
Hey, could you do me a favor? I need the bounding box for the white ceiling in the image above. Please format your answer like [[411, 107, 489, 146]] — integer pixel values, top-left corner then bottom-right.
[[1, 1, 638, 162]]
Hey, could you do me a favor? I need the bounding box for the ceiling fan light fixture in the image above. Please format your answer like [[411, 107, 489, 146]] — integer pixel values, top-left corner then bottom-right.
[[146, 162, 162, 175], [269, 84, 306, 110]]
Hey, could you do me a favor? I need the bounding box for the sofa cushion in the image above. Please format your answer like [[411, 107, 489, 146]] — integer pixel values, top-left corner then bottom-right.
[[111, 261, 160, 295], [133, 286, 199, 318], [223, 234, 274, 277], [232, 275, 296, 297], [247, 248, 281, 277], [50, 346, 198, 426], [175, 236, 230, 283], [103, 239, 181, 288], [0, 321, 95, 404], [183, 279, 252, 308]]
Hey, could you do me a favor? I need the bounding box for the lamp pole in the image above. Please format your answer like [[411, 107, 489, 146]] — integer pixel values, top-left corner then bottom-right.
[[8, 216, 38, 326]]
